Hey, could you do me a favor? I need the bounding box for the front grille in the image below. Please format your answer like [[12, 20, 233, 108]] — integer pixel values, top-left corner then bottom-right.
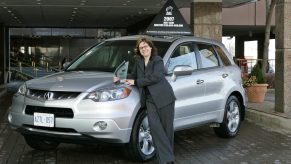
[[23, 124, 77, 133], [25, 105, 74, 118], [27, 89, 80, 101]]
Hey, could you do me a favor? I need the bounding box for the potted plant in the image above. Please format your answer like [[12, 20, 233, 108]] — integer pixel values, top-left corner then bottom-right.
[[243, 64, 268, 103]]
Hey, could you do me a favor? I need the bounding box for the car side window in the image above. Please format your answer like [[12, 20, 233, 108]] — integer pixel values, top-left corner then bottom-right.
[[167, 43, 197, 74], [213, 45, 231, 66], [197, 44, 219, 68]]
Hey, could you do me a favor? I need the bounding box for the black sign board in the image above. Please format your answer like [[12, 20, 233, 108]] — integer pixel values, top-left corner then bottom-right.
[[146, 0, 193, 36]]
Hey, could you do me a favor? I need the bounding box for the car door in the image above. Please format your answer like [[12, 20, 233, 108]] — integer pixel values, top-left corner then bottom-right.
[[165, 42, 206, 129], [194, 43, 226, 113]]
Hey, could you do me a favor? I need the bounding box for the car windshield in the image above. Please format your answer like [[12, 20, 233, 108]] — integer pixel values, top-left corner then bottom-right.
[[66, 40, 171, 73]]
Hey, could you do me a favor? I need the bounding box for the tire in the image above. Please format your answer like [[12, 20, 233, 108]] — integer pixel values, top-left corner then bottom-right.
[[214, 95, 242, 138], [23, 134, 60, 150], [125, 110, 155, 162]]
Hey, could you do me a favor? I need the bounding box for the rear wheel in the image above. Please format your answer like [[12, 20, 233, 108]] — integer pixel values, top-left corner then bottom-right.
[[23, 134, 60, 150], [125, 110, 155, 161], [214, 95, 242, 138]]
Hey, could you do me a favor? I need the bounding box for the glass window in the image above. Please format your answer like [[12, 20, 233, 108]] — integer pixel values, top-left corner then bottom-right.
[[167, 43, 197, 74], [67, 40, 171, 73], [214, 45, 231, 66], [197, 44, 219, 68]]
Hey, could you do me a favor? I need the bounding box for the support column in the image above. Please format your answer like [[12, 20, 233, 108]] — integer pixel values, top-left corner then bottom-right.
[[0, 23, 6, 85], [190, 0, 222, 41], [275, 0, 291, 113], [235, 36, 245, 58]]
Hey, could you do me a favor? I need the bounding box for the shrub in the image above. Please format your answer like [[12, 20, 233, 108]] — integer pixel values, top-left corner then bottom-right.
[[250, 64, 266, 84], [242, 64, 266, 87]]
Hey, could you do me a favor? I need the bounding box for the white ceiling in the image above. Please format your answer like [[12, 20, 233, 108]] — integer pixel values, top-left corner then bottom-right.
[[0, 0, 256, 28]]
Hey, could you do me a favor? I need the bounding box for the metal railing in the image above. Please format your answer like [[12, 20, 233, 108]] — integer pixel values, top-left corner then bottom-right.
[[9, 54, 61, 82], [236, 58, 275, 88], [236, 59, 275, 74]]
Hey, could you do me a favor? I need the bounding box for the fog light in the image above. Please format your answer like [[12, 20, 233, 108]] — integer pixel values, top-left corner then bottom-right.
[[8, 114, 12, 123], [93, 121, 108, 131]]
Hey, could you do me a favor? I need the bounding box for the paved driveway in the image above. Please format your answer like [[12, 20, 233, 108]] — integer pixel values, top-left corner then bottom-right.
[[1, 93, 291, 164]]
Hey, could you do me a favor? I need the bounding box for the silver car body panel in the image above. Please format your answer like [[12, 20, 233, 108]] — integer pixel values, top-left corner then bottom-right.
[[8, 35, 245, 144]]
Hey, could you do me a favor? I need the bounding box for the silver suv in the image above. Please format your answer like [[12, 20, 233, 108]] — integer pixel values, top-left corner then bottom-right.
[[8, 35, 245, 161]]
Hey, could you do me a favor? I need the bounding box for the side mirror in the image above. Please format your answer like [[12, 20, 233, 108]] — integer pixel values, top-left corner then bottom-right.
[[171, 65, 193, 81]]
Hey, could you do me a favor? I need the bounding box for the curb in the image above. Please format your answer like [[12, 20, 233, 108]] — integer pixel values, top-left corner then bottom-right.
[[245, 108, 291, 134]]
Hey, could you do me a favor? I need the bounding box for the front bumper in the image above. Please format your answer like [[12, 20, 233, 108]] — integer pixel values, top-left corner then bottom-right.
[[8, 90, 140, 144], [9, 111, 132, 143]]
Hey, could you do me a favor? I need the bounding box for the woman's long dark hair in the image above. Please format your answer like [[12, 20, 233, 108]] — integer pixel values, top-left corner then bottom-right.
[[134, 36, 157, 58]]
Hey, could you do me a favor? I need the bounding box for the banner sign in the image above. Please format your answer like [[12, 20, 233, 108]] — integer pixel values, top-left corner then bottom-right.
[[146, 0, 192, 36]]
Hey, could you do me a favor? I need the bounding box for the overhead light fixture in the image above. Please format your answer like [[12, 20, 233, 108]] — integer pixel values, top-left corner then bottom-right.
[[36, 0, 41, 5], [80, 0, 86, 6], [249, 31, 253, 37]]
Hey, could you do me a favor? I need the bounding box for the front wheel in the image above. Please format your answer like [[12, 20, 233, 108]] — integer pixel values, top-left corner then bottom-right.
[[23, 134, 60, 150], [214, 95, 242, 138], [125, 110, 155, 162]]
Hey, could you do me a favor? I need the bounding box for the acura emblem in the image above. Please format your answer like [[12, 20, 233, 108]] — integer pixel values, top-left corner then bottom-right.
[[44, 92, 54, 100]]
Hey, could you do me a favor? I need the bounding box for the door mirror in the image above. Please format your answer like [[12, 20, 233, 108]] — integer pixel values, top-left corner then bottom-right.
[[171, 65, 193, 81]]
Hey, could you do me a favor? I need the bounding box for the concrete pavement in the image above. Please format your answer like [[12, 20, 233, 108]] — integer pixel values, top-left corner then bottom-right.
[[246, 89, 291, 134]]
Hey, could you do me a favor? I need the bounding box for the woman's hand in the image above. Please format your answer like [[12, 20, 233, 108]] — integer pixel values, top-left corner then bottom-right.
[[125, 79, 135, 85], [113, 76, 120, 83]]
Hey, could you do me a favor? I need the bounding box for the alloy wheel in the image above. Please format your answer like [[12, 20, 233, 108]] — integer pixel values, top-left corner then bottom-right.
[[138, 116, 155, 156]]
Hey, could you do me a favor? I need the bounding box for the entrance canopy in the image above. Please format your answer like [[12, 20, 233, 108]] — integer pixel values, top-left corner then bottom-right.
[[0, 0, 257, 28]]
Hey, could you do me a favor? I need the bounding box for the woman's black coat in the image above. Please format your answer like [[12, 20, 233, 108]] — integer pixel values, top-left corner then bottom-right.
[[130, 55, 176, 109]]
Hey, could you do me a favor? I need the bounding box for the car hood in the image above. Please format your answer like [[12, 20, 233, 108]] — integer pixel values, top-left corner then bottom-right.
[[26, 71, 115, 92]]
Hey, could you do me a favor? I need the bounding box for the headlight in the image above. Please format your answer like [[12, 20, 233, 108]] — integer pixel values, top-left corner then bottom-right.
[[17, 83, 27, 95], [86, 86, 131, 102]]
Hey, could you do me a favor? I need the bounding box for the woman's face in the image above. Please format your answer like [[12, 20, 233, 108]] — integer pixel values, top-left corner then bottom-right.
[[138, 41, 152, 58]]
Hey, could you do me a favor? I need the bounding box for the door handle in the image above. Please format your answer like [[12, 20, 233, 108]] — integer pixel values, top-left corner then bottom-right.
[[196, 79, 204, 84], [222, 74, 228, 78]]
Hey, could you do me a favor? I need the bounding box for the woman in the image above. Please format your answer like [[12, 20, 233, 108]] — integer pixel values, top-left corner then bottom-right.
[[115, 36, 176, 164]]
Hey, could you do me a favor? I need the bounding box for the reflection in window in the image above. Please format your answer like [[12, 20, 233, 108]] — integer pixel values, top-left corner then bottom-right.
[[197, 44, 219, 68], [214, 45, 231, 66], [67, 40, 171, 72], [167, 44, 197, 74]]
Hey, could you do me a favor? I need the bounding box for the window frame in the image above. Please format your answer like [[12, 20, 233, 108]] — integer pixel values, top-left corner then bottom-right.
[[212, 45, 231, 66], [165, 41, 198, 74]]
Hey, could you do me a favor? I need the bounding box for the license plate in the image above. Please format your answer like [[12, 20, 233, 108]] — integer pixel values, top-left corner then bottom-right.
[[34, 112, 55, 127]]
